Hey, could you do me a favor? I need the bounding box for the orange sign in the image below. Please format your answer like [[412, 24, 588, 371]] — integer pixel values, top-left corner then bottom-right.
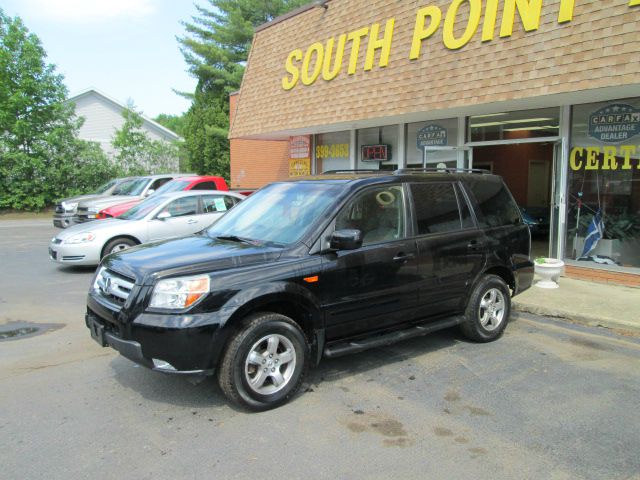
[[289, 158, 311, 177]]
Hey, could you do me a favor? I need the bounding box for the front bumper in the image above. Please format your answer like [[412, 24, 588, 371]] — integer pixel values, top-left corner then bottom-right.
[[53, 213, 75, 228], [86, 291, 224, 374], [49, 241, 101, 266]]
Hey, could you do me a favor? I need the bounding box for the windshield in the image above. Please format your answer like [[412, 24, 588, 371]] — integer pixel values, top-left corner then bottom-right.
[[207, 182, 342, 246], [118, 194, 168, 221], [94, 179, 118, 195], [154, 179, 190, 195], [112, 178, 148, 196]]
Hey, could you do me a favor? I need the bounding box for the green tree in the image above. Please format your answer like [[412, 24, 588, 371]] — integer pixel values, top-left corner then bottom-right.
[[0, 9, 112, 210], [154, 113, 186, 136], [178, 0, 307, 176], [112, 105, 180, 175]]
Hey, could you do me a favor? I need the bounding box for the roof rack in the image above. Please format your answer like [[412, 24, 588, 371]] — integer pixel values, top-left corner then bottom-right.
[[393, 167, 491, 175], [322, 169, 387, 175]]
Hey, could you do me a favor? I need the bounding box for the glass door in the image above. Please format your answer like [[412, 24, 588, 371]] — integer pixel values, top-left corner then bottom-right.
[[549, 139, 566, 258], [423, 146, 470, 169]]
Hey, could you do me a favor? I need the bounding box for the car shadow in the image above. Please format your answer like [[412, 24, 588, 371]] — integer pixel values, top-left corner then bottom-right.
[[57, 265, 98, 274], [306, 327, 461, 386], [108, 326, 463, 411], [109, 356, 227, 409]]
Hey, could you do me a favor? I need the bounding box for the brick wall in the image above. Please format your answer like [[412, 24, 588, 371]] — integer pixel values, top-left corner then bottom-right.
[[229, 93, 290, 189], [230, 0, 640, 139]]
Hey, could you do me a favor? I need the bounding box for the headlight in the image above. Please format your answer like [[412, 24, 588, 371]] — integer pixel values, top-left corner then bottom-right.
[[62, 202, 78, 212], [65, 232, 96, 244], [149, 275, 210, 310]]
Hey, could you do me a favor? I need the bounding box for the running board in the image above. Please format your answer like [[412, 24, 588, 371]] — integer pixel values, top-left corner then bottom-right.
[[323, 315, 465, 358]]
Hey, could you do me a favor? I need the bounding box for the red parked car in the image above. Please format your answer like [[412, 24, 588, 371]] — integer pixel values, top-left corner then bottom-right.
[[97, 176, 229, 219]]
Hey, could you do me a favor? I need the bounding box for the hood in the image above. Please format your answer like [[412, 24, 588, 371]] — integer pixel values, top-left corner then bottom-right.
[[56, 193, 104, 206], [54, 218, 135, 240], [78, 195, 143, 210], [103, 234, 284, 284]]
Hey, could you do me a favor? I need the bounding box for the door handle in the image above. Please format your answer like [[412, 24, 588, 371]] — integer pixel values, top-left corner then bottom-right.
[[393, 253, 415, 263], [187, 219, 198, 224], [467, 240, 483, 251]]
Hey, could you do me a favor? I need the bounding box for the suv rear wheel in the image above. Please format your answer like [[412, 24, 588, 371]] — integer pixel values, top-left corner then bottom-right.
[[218, 312, 309, 411], [460, 274, 511, 342]]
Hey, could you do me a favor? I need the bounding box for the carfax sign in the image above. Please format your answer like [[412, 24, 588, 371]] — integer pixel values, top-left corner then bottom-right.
[[417, 124, 447, 148], [589, 103, 640, 143]]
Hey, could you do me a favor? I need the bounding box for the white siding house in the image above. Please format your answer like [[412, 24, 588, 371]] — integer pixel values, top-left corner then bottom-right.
[[68, 88, 182, 169]]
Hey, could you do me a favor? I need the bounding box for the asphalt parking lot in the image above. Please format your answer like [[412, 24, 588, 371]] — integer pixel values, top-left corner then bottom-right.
[[1, 219, 639, 480]]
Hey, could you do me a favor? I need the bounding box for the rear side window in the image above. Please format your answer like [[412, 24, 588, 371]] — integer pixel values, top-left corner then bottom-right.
[[410, 183, 465, 235], [202, 195, 237, 213], [192, 182, 217, 191], [466, 178, 520, 228]]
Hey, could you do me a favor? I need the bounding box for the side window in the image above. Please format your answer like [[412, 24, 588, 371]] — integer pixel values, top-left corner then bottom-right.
[[335, 185, 405, 246], [151, 177, 172, 190], [161, 197, 198, 218], [466, 179, 520, 228], [202, 195, 234, 213], [192, 181, 217, 191], [410, 183, 463, 235]]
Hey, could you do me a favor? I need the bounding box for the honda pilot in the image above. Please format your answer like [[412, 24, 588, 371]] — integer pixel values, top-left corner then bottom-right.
[[86, 170, 534, 410]]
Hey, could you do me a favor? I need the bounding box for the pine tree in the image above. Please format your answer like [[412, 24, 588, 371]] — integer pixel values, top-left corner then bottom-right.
[[177, 0, 307, 177]]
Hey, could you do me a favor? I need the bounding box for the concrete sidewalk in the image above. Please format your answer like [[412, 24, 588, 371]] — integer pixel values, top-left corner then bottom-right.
[[513, 275, 640, 334]]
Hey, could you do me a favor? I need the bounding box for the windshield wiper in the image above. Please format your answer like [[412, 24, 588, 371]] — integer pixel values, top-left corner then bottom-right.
[[216, 235, 257, 245]]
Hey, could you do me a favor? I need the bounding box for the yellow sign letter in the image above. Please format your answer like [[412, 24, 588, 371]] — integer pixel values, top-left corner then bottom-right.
[[584, 147, 600, 170], [301, 43, 324, 86], [365, 18, 395, 71], [619, 145, 637, 169], [570, 147, 584, 170], [347, 27, 369, 74], [482, 0, 500, 41], [601, 146, 618, 170], [558, 0, 576, 23], [409, 6, 442, 60], [500, 0, 543, 38], [443, 0, 482, 50], [322, 34, 346, 81], [282, 49, 303, 90]]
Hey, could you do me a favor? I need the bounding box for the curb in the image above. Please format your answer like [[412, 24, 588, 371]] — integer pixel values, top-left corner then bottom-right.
[[512, 301, 640, 335]]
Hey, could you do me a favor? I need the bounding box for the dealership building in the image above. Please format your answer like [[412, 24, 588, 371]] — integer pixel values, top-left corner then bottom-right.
[[229, 0, 640, 284]]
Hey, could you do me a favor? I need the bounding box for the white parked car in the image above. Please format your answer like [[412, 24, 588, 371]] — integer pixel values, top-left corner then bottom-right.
[[49, 190, 245, 266]]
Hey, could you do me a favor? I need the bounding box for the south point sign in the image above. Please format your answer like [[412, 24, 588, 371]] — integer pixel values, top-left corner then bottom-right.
[[282, 0, 640, 90]]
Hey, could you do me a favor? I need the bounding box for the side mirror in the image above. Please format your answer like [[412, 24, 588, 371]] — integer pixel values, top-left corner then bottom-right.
[[156, 211, 171, 220], [330, 229, 363, 251], [145, 189, 155, 197]]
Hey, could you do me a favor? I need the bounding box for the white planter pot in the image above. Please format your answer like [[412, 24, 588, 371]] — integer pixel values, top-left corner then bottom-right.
[[534, 258, 565, 289]]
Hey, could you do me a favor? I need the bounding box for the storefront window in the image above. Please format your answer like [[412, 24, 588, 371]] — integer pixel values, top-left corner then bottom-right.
[[315, 131, 350, 173], [469, 108, 560, 142], [357, 126, 398, 170], [565, 98, 640, 270], [406, 118, 458, 167]]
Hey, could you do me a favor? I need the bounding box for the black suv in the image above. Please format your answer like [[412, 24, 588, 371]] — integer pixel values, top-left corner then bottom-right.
[[86, 170, 534, 410]]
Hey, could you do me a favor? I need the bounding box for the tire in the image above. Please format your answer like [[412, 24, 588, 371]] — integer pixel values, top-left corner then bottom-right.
[[101, 237, 137, 259], [460, 274, 511, 343], [217, 312, 309, 411]]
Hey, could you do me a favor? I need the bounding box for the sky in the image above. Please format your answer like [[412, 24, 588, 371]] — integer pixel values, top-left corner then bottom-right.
[[2, 0, 201, 118]]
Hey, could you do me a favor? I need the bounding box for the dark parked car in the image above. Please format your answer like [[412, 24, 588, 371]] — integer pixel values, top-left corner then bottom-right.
[[86, 169, 533, 410]]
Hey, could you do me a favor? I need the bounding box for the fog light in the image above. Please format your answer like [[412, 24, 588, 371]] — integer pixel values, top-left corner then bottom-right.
[[152, 358, 176, 371]]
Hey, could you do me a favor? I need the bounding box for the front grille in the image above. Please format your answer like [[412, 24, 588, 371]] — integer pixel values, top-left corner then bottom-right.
[[95, 268, 135, 306]]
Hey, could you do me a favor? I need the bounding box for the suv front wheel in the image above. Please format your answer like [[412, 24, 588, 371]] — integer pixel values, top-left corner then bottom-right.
[[460, 274, 511, 342], [218, 312, 309, 411]]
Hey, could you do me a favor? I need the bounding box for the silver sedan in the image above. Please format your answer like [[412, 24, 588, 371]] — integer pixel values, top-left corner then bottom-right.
[[49, 190, 245, 266]]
